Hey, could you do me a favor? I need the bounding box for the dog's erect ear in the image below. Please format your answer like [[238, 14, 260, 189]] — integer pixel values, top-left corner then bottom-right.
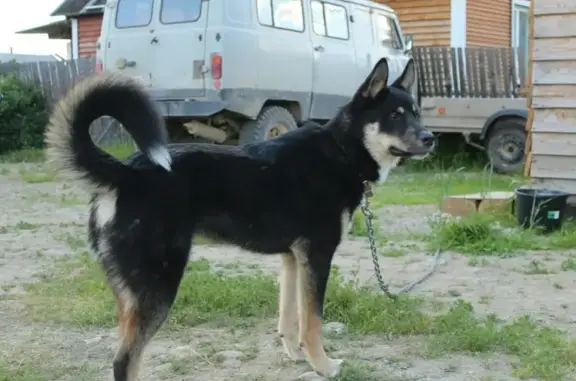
[[357, 58, 390, 99], [392, 59, 416, 90]]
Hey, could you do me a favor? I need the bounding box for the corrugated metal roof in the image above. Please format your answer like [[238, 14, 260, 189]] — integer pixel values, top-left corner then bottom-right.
[[16, 19, 71, 39], [51, 0, 90, 16], [51, 0, 105, 17]]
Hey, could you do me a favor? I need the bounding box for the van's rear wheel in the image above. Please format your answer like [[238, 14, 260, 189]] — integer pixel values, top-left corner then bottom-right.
[[485, 118, 526, 174], [239, 106, 297, 145]]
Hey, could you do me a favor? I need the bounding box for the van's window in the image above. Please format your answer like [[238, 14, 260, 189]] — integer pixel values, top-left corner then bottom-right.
[[376, 14, 403, 50], [311, 1, 326, 35], [116, 0, 154, 28], [161, 0, 202, 23], [257, 0, 304, 32], [310, 1, 349, 40]]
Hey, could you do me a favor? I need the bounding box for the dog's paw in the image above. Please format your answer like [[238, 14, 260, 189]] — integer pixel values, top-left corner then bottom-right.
[[316, 358, 344, 378], [280, 335, 305, 362]]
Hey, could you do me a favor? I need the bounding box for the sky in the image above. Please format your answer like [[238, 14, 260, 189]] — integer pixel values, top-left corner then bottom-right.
[[0, 0, 68, 56]]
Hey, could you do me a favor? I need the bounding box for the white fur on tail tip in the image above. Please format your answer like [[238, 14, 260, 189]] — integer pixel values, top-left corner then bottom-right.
[[148, 145, 172, 171], [95, 190, 118, 228]]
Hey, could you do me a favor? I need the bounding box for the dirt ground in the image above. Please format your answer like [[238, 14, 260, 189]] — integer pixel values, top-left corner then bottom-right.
[[1, 162, 575, 381]]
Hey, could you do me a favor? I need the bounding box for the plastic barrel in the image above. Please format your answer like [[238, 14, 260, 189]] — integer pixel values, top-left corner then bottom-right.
[[515, 187, 569, 233]]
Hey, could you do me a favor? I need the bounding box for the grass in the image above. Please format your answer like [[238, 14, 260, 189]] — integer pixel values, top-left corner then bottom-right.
[[0, 143, 136, 190], [561, 256, 576, 271], [0, 143, 136, 185], [371, 168, 524, 207], [0, 143, 136, 165], [19, 254, 576, 380], [17, 166, 58, 183], [0, 365, 43, 381], [0, 366, 93, 381], [0, 148, 45, 163], [0, 366, 48, 381], [333, 362, 378, 381], [0, 356, 96, 381], [427, 211, 576, 255]]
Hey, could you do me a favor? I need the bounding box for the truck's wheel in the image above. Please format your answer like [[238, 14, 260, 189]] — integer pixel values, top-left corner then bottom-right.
[[485, 118, 526, 174], [239, 106, 298, 145]]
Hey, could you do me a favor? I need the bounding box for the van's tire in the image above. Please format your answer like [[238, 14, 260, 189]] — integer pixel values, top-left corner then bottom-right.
[[239, 106, 298, 145], [485, 118, 526, 174]]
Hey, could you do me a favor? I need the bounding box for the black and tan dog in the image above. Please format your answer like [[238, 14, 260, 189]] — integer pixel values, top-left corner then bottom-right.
[[44, 57, 435, 380]]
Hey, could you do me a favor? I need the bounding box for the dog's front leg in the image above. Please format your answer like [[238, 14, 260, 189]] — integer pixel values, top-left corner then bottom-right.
[[294, 245, 342, 377], [278, 253, 304, 361]]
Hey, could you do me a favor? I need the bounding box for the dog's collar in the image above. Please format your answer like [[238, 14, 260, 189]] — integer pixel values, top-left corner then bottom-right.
[[362, 180, 374, 198], [328, 132, 379, 185]]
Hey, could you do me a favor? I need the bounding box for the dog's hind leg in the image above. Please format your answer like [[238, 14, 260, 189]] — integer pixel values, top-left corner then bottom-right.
[[277, 253, 303, 361], [292, 241, 343, 377], [113, 290, 177, 381], [110, 241, 191, 381], [114, 289, 146, 381]]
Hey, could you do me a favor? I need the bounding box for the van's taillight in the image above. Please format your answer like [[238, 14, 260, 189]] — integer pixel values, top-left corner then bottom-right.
[[95, 60, 103, 73], [210, 53, 222, 79]]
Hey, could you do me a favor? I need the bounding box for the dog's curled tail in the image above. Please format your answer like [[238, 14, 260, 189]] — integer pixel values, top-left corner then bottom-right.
[[45, 71, 171, 189]]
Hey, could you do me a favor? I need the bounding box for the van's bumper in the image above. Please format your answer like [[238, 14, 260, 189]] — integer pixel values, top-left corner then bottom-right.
[[154, 99, 227, 118]]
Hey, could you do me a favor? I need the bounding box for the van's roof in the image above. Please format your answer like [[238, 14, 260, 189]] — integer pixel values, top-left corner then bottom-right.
[[345, 0, 396, 14]]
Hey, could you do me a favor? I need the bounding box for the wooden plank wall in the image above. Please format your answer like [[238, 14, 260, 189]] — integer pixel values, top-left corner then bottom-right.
[[380, 0, 451, 46], [527, 0, 576, 193], [78, 14, 103, 58], [467, 0, 512, 47]]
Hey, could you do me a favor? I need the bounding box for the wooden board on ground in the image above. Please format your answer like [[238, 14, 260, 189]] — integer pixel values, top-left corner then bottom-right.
[[442, 191, 515, 216]]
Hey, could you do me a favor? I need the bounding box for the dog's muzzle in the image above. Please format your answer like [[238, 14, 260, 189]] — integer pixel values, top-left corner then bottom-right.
[[418, 129, 435, 149], [390, 129, 436, 158]]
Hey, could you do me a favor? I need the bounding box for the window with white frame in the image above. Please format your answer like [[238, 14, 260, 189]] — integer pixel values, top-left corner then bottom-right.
[[512, 0, 529, 85], [311, 1, 349, 39], [116, 0, 154, 28], [375, 13, 403, 50], [257, 0, 304, 32]]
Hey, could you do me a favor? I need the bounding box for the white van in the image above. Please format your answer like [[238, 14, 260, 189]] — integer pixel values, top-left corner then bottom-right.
[[97, 0, 414, 144]]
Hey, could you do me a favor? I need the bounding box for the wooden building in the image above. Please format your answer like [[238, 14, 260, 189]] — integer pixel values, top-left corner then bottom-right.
[[17, 0, 105, 59], [525, 0, 576, 194], [378, 0, 529, 50]]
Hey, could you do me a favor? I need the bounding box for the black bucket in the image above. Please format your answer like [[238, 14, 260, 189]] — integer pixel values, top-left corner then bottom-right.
[[515, 187, 569, 233]]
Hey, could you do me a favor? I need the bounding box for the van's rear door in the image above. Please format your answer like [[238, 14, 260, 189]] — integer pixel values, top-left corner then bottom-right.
[[101, 0, 157, 87], [149, 0, 208, 98]]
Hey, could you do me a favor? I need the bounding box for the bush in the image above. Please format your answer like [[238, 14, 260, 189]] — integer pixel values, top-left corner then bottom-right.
[[0, 73, 48, 154]]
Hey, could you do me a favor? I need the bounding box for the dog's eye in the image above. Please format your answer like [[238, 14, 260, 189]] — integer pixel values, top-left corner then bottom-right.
[[390, 112, 400, 120]]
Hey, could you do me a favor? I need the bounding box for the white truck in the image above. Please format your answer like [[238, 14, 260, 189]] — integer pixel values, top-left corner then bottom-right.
[[96, 0, 527, 174]]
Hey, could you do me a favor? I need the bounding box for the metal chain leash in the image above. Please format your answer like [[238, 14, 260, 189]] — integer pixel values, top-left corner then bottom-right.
[[360, 181, 443, 299]]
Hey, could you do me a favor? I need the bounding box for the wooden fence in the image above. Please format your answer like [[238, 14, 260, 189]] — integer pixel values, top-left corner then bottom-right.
[[0, 58, 95, 106], [413, 46, 528, 98], [0, 57, 131, 146]]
